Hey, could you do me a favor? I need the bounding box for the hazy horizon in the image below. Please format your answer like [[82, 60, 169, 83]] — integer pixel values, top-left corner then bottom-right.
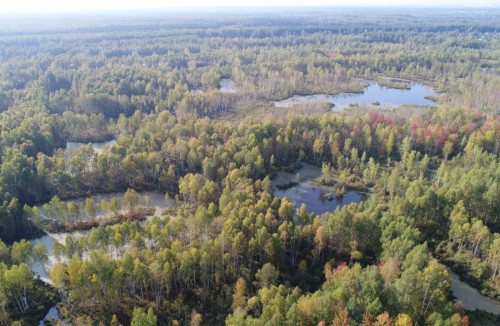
[[1, 0, 499, 14]]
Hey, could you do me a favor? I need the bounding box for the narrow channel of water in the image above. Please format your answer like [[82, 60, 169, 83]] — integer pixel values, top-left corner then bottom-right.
[[448, 268, 500, 314], [31, 230, 88, 283], [39, 304, 65, 325]]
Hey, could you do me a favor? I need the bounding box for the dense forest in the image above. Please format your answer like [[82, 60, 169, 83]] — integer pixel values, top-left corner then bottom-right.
[[0, 7, 499, 326]]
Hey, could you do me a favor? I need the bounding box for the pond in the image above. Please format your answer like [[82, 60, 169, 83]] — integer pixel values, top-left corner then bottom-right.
[[272, 82, 437, 111], [219, 79, 237, 93], [65, 139, 116, 154], [275, 181, 365, 216], [272, 163, 365, 216], [448, 268, 500, 314]]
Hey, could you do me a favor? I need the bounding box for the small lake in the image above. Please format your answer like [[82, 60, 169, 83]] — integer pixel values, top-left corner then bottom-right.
[[275, 181, 365, 216], [448, 268, 500, 314], [219, 79, 237, 93], [273, 83, 437, 111], [272, 163, 365, 216], [66, 139, 116, 154]]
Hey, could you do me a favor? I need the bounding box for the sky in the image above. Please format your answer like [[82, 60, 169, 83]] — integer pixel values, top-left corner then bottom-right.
[[1, 0, 499, 14]]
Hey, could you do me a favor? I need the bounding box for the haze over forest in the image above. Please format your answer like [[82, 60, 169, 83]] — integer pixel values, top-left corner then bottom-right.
[[1, 0, 500, 14]]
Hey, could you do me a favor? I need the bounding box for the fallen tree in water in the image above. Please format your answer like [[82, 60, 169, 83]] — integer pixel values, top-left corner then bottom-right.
[[275, 181, 299, 190]]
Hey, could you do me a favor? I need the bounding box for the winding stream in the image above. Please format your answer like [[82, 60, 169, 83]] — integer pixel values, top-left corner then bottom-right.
[[39, 306, 66, 326]]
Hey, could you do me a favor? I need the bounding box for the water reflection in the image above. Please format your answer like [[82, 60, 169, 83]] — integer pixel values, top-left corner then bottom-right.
[[273, 82, 437, 110], [272, 163, 365, 216], [274, 180, 365, 216], [65, 139, 116, 154], [219, 79, 237, 93], [448, 268, 500, 314], [30, 191, 174, 281]]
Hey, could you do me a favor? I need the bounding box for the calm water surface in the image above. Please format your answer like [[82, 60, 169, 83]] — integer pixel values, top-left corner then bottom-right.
[[39, 306, 65, 326], [219, 79, 237, 93], [273, 82, 437, 110], [448, 268, 500, 314], [272, 163, 365, 216], [66, 139, 116, 154], [274, 180, 365, 215]]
